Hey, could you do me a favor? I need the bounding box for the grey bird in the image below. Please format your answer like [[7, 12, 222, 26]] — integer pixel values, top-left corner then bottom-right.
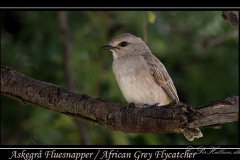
[[102, 33, 203, 141]]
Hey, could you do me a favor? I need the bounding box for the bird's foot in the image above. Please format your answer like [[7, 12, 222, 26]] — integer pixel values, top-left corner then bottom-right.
[[125, 103, 136, 110], [143, 103, 159, 108], [143, 104, 151, 108], [129, 103, 136, 107]]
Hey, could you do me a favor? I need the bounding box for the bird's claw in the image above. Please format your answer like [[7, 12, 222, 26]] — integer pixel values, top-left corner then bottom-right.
[[125, 103, 136, 110], [129, 103, 136, 107]]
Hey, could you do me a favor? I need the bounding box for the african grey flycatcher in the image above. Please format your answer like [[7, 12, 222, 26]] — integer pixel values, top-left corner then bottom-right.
[[102, 33, 203, 141]]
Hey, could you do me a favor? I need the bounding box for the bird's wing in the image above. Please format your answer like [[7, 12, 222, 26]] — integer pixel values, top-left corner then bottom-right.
[[142, 53, 179, 101]]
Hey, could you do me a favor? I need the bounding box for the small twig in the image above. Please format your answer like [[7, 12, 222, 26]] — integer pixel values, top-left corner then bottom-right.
[[142, 12, 148, 43], [57, 11, 91, 145], [202, 31, 237, 48]]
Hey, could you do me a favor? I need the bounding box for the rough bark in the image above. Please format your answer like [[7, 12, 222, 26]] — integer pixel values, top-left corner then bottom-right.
[[1, 65, 239, 135]]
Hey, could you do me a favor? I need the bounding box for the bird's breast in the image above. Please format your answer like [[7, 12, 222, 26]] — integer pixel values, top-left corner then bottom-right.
[[113, 56, 147, 79], [112, 55, 171, 106]]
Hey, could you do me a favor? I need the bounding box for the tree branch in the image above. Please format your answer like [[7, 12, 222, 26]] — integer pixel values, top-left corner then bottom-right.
[[1, 65, 238, 135], [222, 11, 239, 27]]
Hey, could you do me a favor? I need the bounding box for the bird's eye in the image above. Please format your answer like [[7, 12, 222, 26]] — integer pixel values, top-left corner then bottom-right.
[[119, 41, 128, 47]]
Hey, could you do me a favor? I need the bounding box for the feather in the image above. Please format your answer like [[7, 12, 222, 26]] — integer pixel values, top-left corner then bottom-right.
[[142, 53, 179, 101]]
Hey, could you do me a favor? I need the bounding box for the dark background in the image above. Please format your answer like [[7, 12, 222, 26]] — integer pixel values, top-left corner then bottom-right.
[[1, 11, 239, 145]]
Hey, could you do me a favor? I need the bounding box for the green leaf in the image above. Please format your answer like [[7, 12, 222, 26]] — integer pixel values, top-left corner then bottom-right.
[[147, 11, 156, 24]]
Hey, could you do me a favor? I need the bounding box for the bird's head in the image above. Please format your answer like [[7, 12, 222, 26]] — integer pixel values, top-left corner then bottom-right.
[[102, 33, 150, 59]]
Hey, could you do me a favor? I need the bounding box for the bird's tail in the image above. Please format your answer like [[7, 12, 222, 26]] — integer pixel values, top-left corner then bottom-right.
[[183, 127, 203, 141]]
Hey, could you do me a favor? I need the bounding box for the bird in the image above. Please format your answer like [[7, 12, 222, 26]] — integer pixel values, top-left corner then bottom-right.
[[102, 33, 203, 141]]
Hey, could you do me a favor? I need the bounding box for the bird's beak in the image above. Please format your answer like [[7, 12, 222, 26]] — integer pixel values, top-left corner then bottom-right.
[[102, 44, 114, 50]]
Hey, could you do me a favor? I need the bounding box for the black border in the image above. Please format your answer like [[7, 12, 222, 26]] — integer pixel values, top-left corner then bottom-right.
[[1, 6, 239, 160], [0, 0, 240, 8]]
